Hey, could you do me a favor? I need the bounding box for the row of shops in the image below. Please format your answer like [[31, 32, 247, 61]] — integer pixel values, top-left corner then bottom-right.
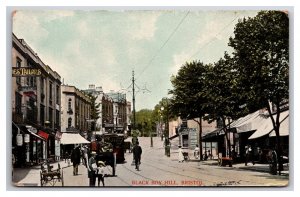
[[12, 122, 90, 167], [202, 109, 289, 163], [171, 109, 289, 164]]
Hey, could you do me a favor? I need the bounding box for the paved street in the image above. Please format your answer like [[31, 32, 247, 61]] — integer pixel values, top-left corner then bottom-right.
[[12, 136, 289, 187]]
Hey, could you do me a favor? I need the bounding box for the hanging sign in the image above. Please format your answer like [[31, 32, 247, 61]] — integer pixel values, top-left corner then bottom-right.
[[16, 134, 23, 146], [24, 134, 30, 143]]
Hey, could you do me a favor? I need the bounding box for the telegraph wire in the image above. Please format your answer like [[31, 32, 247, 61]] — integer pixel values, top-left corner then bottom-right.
[[187, 13, 240, 62], [136, 11, 190, 81]]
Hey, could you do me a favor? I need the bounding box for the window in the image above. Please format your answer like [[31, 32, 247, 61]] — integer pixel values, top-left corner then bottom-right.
[[68, 98, 72, 111], [68, 117, 72, 128], [40, 104, 45, 126], [16, 57, 22, 84], [49, 82, 53, 105], [40, 77, 45, 102], [26, 76, 36, 87], [55, 110, 60, 128], [15, 92, 22, 114], [49, 107, 53, 126], [56, 85, 60, 104]]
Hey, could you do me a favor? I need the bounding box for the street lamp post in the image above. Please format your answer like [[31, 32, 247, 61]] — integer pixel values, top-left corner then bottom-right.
[[160, 107, 164, 141]]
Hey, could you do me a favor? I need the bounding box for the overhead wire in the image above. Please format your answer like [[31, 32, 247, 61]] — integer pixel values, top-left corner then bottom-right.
[[187, 12, 240, 62], [136, 11, 191, 81]]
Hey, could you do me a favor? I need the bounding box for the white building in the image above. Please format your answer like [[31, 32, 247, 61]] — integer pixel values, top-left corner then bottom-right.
[[61, 85, 91, 134], [83, 84, 104, 133]]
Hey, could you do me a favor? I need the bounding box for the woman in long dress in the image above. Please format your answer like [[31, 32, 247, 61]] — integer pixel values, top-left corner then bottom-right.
[[178, 146, 184, 162]]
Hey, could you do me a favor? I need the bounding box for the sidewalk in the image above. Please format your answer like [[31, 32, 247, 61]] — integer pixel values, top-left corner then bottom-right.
[[12, 159, 73, 187], [198, 159, 289, 176]]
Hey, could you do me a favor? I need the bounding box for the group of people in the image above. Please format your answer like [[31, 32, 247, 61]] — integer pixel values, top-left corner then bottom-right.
[[178, 145, 214, 162], [68, 139, 143, 186], [87, 151, 107, 187], [68, 144, 108, 187]]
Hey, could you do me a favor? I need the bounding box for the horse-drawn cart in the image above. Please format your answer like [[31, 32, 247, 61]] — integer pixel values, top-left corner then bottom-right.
[[40, 161, 64, 186]]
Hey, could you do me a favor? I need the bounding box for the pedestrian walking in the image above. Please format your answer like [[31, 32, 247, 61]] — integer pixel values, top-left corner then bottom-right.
[[88, 151, 97, 186], [132, 141, 142, 170], [178, 146, 184, 162], [71, 145, 81, 175], [81, 145, 89, 167], [245, 145, 255, 166], [270, 149, 278, 175], [96, 161, 106, 187], [194, 145, 200, 159]]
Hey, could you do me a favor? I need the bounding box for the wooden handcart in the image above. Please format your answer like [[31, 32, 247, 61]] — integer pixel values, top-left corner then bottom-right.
[[40, 162, 64, 186]]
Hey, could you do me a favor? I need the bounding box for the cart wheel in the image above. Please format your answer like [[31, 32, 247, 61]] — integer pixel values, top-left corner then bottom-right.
[[61, 170, 64, 186]]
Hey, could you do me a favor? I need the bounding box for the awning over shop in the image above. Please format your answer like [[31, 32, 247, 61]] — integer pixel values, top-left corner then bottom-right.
[[202, 128, 224, 142], [14, 124, 46, 141], [248, 110, 289, 139], [38, 130, 49, 140], [230, 110, 265, 133], [60, 133, 91, 145], [26, 127, 45, 141], [269, 115, 289, 137]]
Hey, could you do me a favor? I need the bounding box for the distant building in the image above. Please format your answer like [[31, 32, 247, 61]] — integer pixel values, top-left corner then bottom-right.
[[61, 85, 91, 135], [126, 101, 132, 135], [82, 84, 104, 132], [101, 93, 114, 133], [106, 91, 127, 134], [82, 85, 129, 134]]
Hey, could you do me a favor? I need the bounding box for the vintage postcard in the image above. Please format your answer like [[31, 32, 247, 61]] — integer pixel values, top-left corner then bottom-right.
[[11, 8, 289, 187]]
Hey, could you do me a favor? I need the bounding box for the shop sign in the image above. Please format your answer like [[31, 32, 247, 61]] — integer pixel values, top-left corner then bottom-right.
[[55, 131, 62, 140], [16, 134, 23, 146], [24, 134, 30, 143], [12, 67, 41, 77]]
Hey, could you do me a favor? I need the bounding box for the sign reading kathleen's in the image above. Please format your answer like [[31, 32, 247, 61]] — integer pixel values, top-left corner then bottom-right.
[[12, 67, 41, 77]]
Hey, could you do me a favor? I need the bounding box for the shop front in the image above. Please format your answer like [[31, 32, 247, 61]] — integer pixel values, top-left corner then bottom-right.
[[12, 123, 46, 167]]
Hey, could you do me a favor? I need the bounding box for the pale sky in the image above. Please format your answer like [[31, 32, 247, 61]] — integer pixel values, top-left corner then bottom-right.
[[12, 9, 259, 110]]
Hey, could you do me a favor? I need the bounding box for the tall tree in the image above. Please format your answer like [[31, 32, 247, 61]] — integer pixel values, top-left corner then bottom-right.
[[135, 109, 153, 136], [205, 53, 244, 158], [170, 61, 211, 160], [228, 11, 289, 173], [88, 93, 101, 131]]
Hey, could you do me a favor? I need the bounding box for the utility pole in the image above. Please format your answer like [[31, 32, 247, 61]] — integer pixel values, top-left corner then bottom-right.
[[132, 70, 136, 130]]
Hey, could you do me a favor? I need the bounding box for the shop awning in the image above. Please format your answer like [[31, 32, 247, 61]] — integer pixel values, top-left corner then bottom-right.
[[269, 115, 289, 137], [26, 127, 45, 141], [248, 110, 289, 139], [60, 133, 91, 145], [202, 128, 224, 142], [15, 124, 46, 141], [230, 110, 266, 133], [38, 130, 49, 140]]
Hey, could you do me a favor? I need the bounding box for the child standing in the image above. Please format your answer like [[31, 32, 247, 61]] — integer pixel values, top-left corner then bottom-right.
[[96, 161, 106, 186]]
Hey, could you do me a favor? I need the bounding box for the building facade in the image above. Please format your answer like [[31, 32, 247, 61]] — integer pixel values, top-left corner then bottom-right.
[[101, 93, 114, 133], [83, 84, 104, 133], [12, 33, 61, 166], [61, 85, 91, 135], [106, 91, 127, 134]]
